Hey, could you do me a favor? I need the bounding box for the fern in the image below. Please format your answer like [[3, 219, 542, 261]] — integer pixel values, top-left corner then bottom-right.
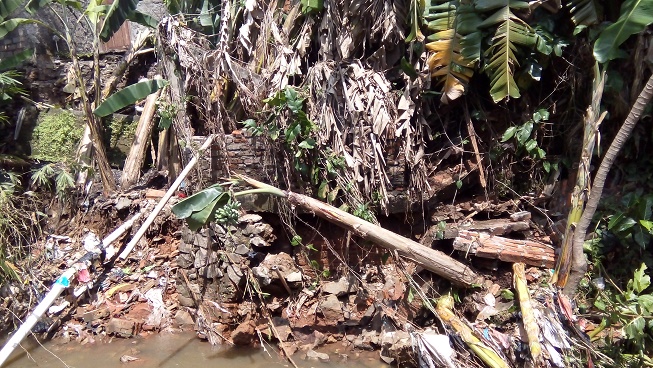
[[477, 0, 537, 102], [567, 0, 600, 26], [423, 0, 482, 103]]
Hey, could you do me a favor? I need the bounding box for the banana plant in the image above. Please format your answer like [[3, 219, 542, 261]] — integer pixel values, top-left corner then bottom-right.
[[2, 0, 161, 194], [94, 79, 169, 117], [477, 0, 537, 102], [566, 0, 600, 27], [593, 0, 653, 63], [423, 0, 482, 103]]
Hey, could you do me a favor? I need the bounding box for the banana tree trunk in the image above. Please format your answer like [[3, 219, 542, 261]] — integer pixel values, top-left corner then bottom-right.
[[552, 65, 605, 288], [565, 73, 653, 294]]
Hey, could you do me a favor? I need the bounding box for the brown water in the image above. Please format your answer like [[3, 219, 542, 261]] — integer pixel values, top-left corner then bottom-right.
[[3, 333, 386, 368]]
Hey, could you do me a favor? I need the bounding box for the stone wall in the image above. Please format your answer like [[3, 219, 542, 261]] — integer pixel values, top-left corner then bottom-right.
[[187, 131, 408, 208]]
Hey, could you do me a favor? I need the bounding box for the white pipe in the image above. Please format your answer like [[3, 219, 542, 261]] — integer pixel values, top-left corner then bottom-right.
[[119, 134, 216, 259], [0, 268, 76, 366], [0, 191, 150, 366]]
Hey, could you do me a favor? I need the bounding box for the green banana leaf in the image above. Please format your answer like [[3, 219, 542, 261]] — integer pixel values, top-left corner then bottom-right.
[[25, 0, 81, 14], [567, 0, 599, 26], [172, 184, 231, 231], [594, 0, 653, 63], [0, 18, 39, 38], [127, 10, 159, 29], [93, 79, 168, 117], [171, 184, 224, 219], [0, 0, 24, 21], [478, 1, 537, 102], [100, 0, 140, 42], [0, 48, 33, 70]]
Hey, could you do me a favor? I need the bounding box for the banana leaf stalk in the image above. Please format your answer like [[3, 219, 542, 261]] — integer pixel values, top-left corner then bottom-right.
[[435, 295, 510, 368], [513, 262, 543, 364]]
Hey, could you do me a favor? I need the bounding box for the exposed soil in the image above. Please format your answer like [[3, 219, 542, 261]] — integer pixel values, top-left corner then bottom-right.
[[0, 179, 565, 367]]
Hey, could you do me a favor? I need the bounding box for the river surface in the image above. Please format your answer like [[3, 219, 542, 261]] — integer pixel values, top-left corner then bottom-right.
[[3, 332, 386, 368]]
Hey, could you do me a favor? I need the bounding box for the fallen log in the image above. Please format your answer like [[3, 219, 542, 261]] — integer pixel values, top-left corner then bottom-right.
[[422, 218, 530, 243], [453, 230, 555, 268], [237, 176, 481, 287]]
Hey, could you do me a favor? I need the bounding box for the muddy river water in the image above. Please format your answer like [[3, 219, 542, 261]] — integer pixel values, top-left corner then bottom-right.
[[3, 332, 387, 368]]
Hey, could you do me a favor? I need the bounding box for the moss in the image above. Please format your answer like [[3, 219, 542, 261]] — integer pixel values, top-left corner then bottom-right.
[[105, 114, 138, 166], [30, 110, 84, 162]]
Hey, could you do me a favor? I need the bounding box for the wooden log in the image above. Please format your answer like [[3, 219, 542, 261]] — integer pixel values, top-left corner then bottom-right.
[[453, 230, 555, 268], [422, 218, 530, 243], [120, 88, 162, 188], [284, 192, 481, 287]]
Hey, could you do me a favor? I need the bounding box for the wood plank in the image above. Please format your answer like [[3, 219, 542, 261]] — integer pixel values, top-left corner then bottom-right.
[[453, 230, 556, 268]]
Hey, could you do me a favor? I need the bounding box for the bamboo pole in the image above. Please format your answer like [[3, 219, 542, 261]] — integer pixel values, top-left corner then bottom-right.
[[119, 134, 216, 259]]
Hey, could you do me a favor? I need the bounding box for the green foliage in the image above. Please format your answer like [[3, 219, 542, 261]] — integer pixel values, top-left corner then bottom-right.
[[30, 110, 84, 162], [593, 0, 653, 63], [300, 0, 323, 14], [164, 0, 221, 36], [0, 70, 26, 124], [94, 79, 169, 117], [593, 264, 653, 363], [247, 87, 319, 184], [606, 191, 653, 250], [478, 1, 538, 102], [414, 0, 570, 102], [500, 108, 555, 171], [30, 163, 77, 197], [99, 0, 141, 41], [156, 98, 177, 129], [352, 203, 376, 223], [172, 183, 234, 231], [0, 170, 43, 282]]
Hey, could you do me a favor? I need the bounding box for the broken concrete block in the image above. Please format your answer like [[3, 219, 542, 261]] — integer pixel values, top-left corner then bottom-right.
[[106, 318, 137, 337]]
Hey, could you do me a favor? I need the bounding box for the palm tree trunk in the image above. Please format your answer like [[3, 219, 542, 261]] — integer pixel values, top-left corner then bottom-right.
[[565, 73, 653, 295]]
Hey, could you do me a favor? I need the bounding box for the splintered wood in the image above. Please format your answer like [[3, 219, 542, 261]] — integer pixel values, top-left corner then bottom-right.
[[454, 230, 556, 268]]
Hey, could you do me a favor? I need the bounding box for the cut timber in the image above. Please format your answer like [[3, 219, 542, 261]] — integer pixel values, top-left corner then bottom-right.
[[422, 218, 530, 243], [453, 230, 555, 268], [284, 192, 481, 287], [121, 88, 162, 188]]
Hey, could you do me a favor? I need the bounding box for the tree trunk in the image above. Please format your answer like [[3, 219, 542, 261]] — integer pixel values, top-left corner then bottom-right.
[[565, 73, 653, 295], [553, 66, 605, 288], [120, 89, 161, 188], [283, 191, 482, 287], [70, 51, 116, 194]]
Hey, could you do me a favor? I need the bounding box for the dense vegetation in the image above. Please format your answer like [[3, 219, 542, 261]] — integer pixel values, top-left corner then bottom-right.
[[0, 0, 652, 365]]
